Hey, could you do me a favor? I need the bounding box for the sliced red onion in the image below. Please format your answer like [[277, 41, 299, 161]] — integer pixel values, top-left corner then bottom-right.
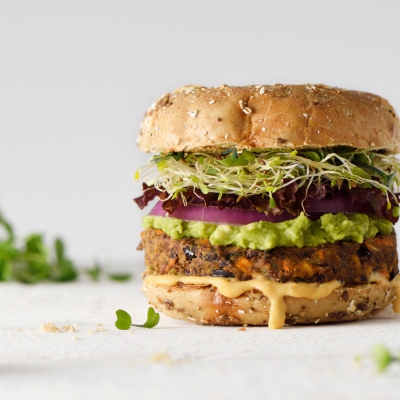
[[303, 195, 373, 214], [149, 201, 294, 224], [149, 194, 375, 226]]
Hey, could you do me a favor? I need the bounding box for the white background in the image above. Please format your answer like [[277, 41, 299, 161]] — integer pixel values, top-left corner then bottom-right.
[[1, 0, 400, 272]]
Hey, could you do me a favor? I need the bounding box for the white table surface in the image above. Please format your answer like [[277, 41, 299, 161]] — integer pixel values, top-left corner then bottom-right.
[[1, 272, 400, 400]]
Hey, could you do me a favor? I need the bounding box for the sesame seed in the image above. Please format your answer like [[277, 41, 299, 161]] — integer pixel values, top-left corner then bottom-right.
[[370, 142, 375, 146], [203, 131, 208, 135], [303, 113, 308, 118], [261, 127, 267, 132], [238, 310, 245, 314], [209, 99, 215, 104], [243, 107, 252, 115], [193, 124, 197, 129], [239, 99, 244, 109], [188, 110, 198, 118], [259, 87, 265, 95], [225, 133, 229, 140]]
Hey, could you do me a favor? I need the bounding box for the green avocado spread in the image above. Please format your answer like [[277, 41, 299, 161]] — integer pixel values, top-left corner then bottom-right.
[[142, 213, 393, 251]]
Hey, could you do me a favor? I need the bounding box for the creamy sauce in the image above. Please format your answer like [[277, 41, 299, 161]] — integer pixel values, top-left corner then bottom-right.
[[144, 275, 341, 329], [369, 273, 400, 313], [145, 274, 400, 329]]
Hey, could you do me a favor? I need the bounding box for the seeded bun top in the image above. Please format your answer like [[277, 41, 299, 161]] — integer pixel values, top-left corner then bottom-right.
[[137, 84, 400, 154]]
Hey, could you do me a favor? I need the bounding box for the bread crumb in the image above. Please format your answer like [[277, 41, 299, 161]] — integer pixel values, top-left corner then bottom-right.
[[15, 328, 22, 332], [61, 325, 76, 334], [237, 327, 246, 331], [86, 329, 94, 335], [96, 323, 103, 326], [71, 336, 78, 341], [96, 328, 107, 332], [188, 110, 198, 118], [150, 352, 173, 365], [39, 323, 60, 333]]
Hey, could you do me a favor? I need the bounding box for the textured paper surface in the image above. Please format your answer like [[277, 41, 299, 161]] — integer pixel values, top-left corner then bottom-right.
[[1, 276, 400, 400]]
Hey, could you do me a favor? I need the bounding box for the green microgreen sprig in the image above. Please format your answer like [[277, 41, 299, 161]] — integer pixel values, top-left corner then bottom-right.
[[0, 210, 131, 283], [0, 209, 77, 283], [371, 344, 400, 373], [135, 148, 400, 208], [115, 307, 160, 330]]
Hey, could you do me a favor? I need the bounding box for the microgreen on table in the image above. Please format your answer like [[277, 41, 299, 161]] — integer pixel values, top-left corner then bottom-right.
[[115, 307, 160, 330], [371, 344, 400, 373]]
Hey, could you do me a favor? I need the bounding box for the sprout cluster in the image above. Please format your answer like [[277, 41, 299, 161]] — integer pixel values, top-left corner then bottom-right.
[[136, 148, 400, 203]]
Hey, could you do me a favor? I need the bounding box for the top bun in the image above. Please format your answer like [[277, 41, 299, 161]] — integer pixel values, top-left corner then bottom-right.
[[138, 84, 400, 154]]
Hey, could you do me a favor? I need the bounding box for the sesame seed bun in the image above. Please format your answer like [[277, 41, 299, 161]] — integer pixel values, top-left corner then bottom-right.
[[142, 280, 397, 327], [138, 84, 400, 154]]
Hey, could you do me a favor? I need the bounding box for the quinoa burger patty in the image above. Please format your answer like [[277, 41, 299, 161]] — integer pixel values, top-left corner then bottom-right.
[[141, 229, 399, 284]]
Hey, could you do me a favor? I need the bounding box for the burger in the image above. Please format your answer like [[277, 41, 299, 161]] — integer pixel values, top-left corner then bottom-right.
[[134, 84, 400, 329]]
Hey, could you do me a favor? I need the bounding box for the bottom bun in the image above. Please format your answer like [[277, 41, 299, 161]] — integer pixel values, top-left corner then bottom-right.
[[142, 280, 397, 327]]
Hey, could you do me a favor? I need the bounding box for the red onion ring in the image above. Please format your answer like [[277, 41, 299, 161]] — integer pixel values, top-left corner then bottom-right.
[[149, 201, 294, 224], [149, 194, 375, 225]]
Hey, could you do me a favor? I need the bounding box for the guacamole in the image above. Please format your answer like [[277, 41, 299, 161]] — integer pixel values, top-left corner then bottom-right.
[[143, 212, 393, 251]]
